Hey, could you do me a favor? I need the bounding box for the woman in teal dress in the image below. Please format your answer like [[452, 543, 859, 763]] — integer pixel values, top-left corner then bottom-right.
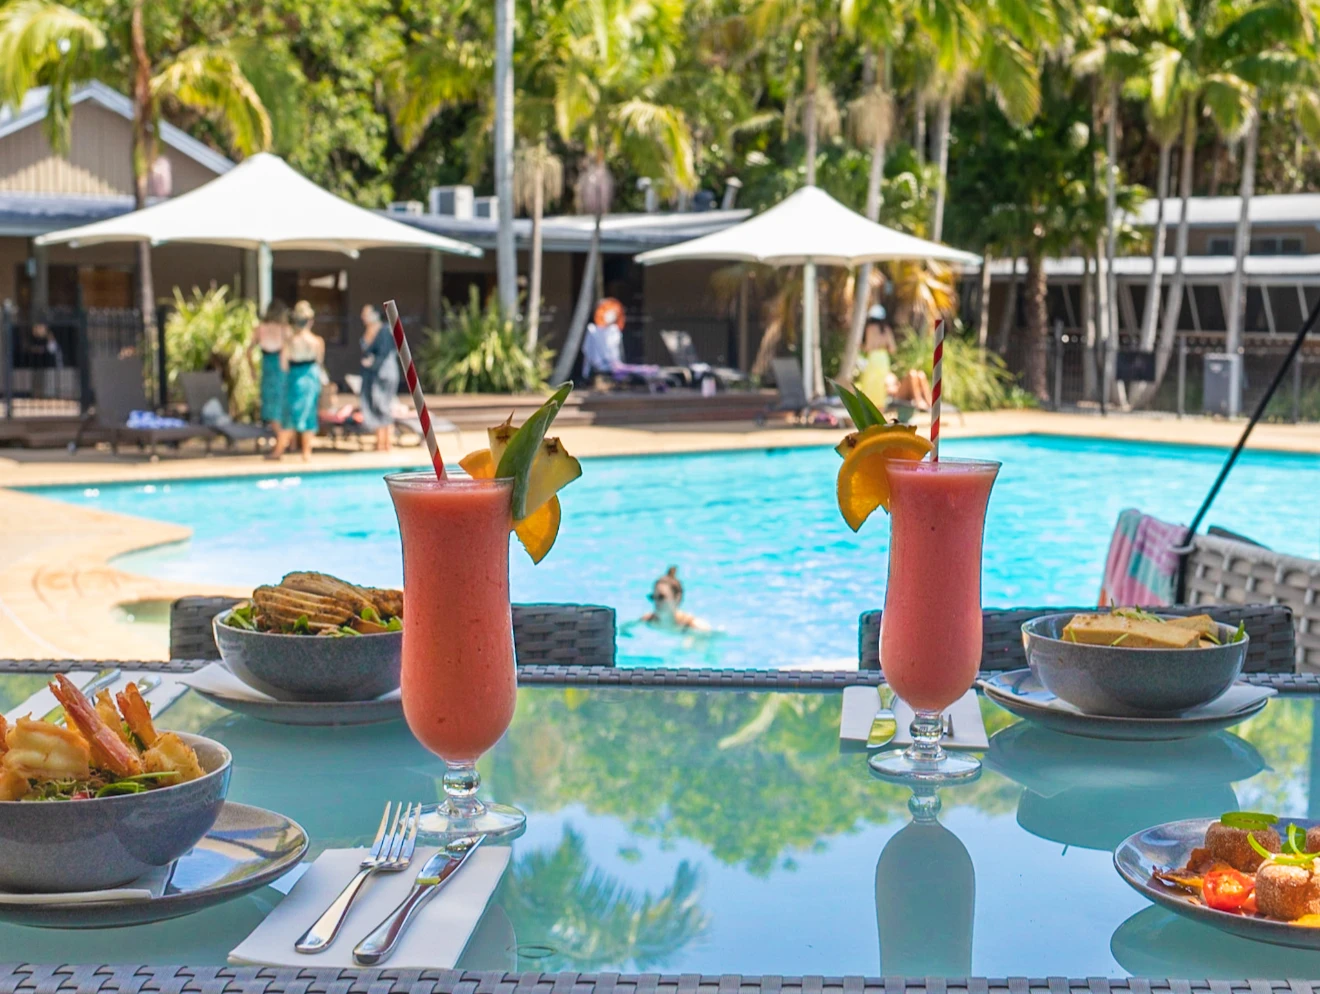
[[269, 300, 325, 461], [251, 300, 290, 429]]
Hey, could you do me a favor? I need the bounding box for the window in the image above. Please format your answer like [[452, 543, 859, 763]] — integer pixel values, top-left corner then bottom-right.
[[1208, 235, 1306, 255], [1192, 285, 1226, 330], [1268, 286, 1304, 333]]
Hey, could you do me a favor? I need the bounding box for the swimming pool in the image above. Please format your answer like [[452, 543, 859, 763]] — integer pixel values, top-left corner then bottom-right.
[[29, 434, 1320, 669]]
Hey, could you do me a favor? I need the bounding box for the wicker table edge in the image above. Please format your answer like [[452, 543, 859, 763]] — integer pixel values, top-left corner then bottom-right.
[[0, 660, 1317, 693], [1, 967, 1318, 994]]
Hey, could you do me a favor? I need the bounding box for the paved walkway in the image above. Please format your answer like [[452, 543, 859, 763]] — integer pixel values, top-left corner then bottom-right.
[[3, 409, 1319, 661]]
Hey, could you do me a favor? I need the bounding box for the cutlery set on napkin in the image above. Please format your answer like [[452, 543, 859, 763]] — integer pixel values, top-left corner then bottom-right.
[[839, 686, 990, 750]]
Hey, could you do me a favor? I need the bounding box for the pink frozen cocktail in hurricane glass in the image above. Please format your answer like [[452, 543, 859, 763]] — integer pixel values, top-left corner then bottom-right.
[[869, 457, 999, 784], [386, 471, 525, 840]]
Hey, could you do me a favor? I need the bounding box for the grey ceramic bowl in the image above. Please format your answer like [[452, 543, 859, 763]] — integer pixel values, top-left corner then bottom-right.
[[1022, 613, 1248, 718], [213, 611, 402, 702], [0, 732, 231, 893]]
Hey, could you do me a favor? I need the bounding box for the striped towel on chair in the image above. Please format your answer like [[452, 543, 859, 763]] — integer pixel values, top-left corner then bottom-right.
[[1099, 509, 1186, 607]]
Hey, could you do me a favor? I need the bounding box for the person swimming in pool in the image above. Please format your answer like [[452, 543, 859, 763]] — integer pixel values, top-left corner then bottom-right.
[[637, 567, 710, 633]]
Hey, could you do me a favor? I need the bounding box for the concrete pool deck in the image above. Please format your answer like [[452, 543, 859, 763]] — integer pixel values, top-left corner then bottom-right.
[[3, 409, 1319, 661]]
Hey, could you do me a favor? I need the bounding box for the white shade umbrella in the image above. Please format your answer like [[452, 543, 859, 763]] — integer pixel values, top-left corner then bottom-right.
[[37, 153, 481, 309], [636, 185, 980, 400]]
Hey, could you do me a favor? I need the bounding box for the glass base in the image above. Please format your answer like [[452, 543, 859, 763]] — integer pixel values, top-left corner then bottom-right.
[[419, 800, 526, 842], [869, 749, 981, 784]]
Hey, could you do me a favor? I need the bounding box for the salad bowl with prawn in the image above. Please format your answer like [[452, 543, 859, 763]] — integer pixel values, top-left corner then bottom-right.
[[0, 675, 231, 893]]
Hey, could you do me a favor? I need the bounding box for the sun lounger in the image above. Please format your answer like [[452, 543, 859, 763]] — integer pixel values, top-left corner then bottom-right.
[[179, 370, 273, 452], [659, 329, 747, 390], [333, 376, 462, 449], [756, 357, 848, 426], [74, 357, 213, 456]]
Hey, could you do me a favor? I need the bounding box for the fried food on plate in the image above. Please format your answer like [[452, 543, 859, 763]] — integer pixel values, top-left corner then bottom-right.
[[225, 571, 403, 636]]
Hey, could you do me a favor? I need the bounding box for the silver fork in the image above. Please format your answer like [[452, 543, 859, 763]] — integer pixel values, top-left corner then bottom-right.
[[295, 802, 419, 954]]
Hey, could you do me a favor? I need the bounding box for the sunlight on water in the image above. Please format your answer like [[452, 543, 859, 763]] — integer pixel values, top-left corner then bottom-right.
[[29, 434, 1320, 669]]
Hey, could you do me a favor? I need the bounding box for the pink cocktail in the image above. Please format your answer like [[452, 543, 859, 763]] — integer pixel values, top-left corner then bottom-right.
[[870, 458, 999, 783], [386, 472, 524, 839]]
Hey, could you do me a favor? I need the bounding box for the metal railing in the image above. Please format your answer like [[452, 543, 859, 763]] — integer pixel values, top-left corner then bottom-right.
[[2, 305, 149, 419], [1023, 326, 1320, 421]]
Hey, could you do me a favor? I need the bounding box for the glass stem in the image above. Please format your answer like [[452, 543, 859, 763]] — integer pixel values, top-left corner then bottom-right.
[[905, 709, 947, 764], [442, 760, 487, 819]]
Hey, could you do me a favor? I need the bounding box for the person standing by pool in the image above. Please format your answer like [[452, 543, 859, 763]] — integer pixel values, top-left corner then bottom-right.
[[358, 304, 399, 452], [251, 300, 291, 431], [269, 300, 325, 462]]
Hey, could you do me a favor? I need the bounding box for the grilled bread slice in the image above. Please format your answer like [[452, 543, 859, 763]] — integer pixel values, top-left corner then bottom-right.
[[1163, 614, 1219, 640], [252, 585, 354, 629], [279, 571, 377, 617], [1062, 613, 1201, 648]]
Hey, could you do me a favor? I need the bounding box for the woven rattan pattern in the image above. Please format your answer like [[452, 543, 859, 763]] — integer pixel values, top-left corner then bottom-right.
[[1, 658, 1318, 693], [1185, 535, 1320, 671], [858, 605, 1296, 674], [2, 966, 1319, 994], [169, 597, 617, 668]]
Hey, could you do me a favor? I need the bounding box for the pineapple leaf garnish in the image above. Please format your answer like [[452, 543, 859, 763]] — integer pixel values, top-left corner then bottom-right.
[[495, 382, 573, 520]]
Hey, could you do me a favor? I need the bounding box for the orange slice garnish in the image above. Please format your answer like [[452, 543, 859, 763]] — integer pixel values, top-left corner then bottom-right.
[[836, 425, 933, 531]]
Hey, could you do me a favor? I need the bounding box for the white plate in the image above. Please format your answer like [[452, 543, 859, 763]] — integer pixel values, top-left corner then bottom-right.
[[1115, 817, 1320, 951], [0, 802, 307, 929], [190, 687, 404, 726], [980, 669, 1271, 740]]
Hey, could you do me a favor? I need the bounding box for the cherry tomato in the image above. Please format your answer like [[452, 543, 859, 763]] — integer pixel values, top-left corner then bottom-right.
[[1203, 868, 1255, 912]]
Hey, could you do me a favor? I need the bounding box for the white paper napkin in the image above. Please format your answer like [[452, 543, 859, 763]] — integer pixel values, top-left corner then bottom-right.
[[840, 686, 988, 750], [180, 662, 401, 703], [229, 846, 510, 968], [0, 865, 171, 905], [4, 672, 189, 725]]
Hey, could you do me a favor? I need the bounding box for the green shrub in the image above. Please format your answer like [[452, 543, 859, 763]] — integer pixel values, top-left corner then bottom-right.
[[163, 286, 259, 418], [417, 287, 549, 394], [890, 323, 1015, 411]]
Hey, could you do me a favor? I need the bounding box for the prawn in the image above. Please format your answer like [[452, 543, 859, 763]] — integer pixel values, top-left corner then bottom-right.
[[0, 767, 28, 801], [115, 682, 158, 748], [49, 675, 141, 777], [2, 716, 90, 780], [0, 714, 8, 756], [142, 733, 205, 784], [95, 690, 134, 749]]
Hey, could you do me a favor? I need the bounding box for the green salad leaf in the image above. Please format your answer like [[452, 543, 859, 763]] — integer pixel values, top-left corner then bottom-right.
[[292, 615, 311, 634], [1231, 621, 1247, 644], [386, 616, 403, 632], [225, 603, 257, 630], [495, 381, 573, 520], [1221, 811, 1278, 830], [361, 606, 381, 623]]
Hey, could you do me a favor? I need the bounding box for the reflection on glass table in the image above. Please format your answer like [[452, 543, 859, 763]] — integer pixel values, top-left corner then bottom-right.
[[984, 722, 1266, 851], [3, 683, 1320, 979], [875, 784, 975, 976]]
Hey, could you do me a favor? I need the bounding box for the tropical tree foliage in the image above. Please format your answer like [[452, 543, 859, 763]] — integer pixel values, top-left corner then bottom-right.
[[1, 0, 1318, 404]]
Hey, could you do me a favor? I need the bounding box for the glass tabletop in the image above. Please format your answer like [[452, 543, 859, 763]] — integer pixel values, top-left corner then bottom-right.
[[2, 674, 1318, 979]]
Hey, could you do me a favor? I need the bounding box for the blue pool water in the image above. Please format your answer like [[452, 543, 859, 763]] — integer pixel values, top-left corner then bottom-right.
[[28, 434, 1320, 669]]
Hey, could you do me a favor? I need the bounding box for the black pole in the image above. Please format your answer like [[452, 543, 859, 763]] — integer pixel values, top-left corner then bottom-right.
[[1175, 294, 1320, 600]]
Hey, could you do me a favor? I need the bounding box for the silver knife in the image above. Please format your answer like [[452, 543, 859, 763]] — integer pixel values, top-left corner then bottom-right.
[[352, 834, 485, 965], [43, 668, 120, 725]]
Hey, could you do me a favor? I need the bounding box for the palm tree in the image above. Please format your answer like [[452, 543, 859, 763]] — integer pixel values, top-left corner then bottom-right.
[[0, 0, 271, 331], [541, 0, 697, 384], [920, 0, 1050, 242], [494, 0, 517, 317], [1071, 0, 1144, 406], [515, 142, 564, 350], [838, 0, 904, 384], [1222, 15, 1320, 412]]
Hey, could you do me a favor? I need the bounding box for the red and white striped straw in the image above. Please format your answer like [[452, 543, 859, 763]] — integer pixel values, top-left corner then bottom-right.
[[930, 317, 944, 461], [384, 299, 446, 480]]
